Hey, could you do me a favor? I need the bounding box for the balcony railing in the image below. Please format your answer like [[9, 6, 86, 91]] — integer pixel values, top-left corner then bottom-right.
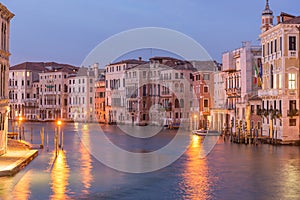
[[287, 109, 298, 118], [288, 50, 297, 57], [127, 108, 136, 112], [258, 89, 281, 97]]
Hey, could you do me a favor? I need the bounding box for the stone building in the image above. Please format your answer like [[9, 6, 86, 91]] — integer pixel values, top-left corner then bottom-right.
[[105, 59, 146, 124], [0, 3, 13, 155], [67, 64, 100, 122], [38, 64, 78, 121], [258, 1, 300, 142], [95, 74, 106, 123], [222, 42, 262, 135]]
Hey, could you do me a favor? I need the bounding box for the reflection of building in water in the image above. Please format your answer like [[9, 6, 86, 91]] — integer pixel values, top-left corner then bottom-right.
[[51, 151, 70, 200], [180, 135, 209, 200]]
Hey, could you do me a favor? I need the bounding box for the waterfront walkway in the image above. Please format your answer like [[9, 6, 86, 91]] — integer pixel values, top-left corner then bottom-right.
[[0, 139, 38, 177]]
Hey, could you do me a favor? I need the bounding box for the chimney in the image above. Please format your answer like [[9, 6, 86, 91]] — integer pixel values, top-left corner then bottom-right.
[[277, 16, 281, 24], [138, 57, 142, 61]]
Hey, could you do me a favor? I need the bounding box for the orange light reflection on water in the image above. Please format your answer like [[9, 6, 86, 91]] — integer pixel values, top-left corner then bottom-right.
[[50, 150, 70, 200], [180, 135, 210, 200], [12, 171, 32, 200], [79, 124, 93, 195]]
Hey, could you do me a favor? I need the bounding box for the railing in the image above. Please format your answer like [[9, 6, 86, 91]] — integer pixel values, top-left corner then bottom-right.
[[288, 51, 297, 57], [287, 109, 298, 118]]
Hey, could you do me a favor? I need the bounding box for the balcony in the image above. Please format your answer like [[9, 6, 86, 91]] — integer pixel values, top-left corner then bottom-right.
[[225, 88, 241, 97], [287, 109, 298, 118], [127, 108, 136, 112], [258, 89, 281, 97], [161, 91, 172, 97], [0, 98, 8, 107], [288, 50, 297, 58]]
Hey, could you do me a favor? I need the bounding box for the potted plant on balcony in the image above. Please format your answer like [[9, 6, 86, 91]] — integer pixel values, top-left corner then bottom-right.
[[287, 109, 298, 118]]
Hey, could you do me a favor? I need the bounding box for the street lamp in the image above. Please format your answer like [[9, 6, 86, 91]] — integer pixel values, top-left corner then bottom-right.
[[18, 116, 23, 140], [56, 119, 63, 156]]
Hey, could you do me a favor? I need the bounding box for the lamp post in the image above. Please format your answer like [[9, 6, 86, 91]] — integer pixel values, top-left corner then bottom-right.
[[18, 116, 23, 140]]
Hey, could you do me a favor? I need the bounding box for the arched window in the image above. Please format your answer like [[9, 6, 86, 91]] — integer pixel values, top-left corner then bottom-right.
[[175, 83, 179, 92], [175, 99, 180, 108], [180, 99, 184, 108], [180, 83, 184, 92]]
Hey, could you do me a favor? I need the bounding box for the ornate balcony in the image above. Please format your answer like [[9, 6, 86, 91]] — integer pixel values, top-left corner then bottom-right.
[[258, 89, 281, 97]]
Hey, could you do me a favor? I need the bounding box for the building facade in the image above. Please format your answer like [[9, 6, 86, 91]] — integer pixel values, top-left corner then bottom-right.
[[258, 1, 300, 142], [105, 59, 146, 124], [67, 64, 100, 122], [191, 61, 219, 130], [95, 75, 106, 123], [211, 69, 228, 133], [0, 3, 13, 155], [222, 42, 262, 135], [9, 62, 45, 120]]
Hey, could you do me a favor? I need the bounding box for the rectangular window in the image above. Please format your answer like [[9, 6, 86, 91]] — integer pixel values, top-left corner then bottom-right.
[[288, 73, 296, 89], [251, 105, 254, 114], [289, 119, 296, 126], [274, 39, 277, 53], [204, 86, 208, 93], [280, 37, 282, 51], [289, 100, 296, 111], [289, 36, 296, 51], [270, 41, 273, 54], [204, 99, 209, 107], [90, 97, 93, 104], [175, 73, 179, 79], [203, 74, 210, 80]]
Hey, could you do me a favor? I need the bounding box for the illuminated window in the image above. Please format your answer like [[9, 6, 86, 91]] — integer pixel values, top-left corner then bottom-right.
[[288, 73, 296, 89], [27, 71, 30, 77]]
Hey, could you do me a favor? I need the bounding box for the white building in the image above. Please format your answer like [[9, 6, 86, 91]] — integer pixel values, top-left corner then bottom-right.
[[105, 59, 146, 124], [222, 42, 262, 133], [9, 62, 45, 120], [68, 64, 101, 122], [211, 70, 228, 132]]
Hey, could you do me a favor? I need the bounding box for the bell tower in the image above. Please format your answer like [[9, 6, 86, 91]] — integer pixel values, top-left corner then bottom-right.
[[261, 0, 273, 33]]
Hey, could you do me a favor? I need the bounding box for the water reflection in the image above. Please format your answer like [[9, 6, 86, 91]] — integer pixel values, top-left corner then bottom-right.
[[79, 126, 93, 195], [50, 150, 70, 200], [180, 135, 210, 199], [12, 171, 32, 200]]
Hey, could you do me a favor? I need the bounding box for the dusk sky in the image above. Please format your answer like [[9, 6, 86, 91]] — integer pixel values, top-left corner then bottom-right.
[[1, 0, 297, 67]]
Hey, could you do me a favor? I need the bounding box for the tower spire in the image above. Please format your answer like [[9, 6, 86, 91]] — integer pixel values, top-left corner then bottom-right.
[[266, 0, 269, 9]]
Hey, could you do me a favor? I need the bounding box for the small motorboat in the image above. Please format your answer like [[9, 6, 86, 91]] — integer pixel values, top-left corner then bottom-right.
[[192, 129, 221, 136]]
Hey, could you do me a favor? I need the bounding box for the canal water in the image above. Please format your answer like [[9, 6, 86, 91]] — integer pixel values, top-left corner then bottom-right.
[[0, 122, 300, 200]]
